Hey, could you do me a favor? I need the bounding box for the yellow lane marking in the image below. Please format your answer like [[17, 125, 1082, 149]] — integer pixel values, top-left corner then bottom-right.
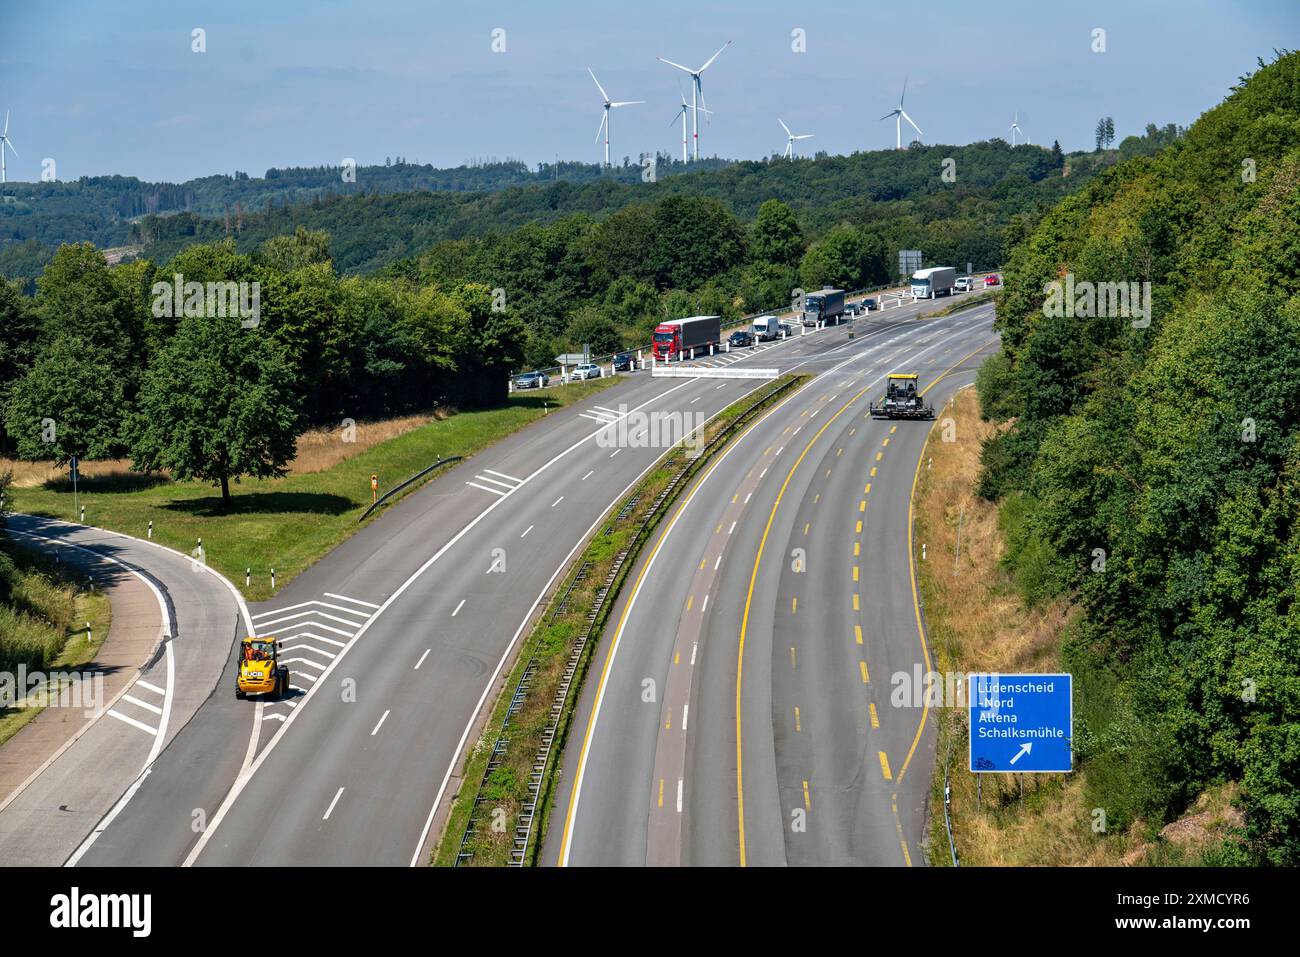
[[860, 660, 870, 683], [864, 483, 872, 494], [855, 520, 862, 534], [882, 437, 890, 447], [853, 594, 860, 611], [794, 707, 802, 732], [658, 778, 664, 808], [852, 566, 859, 582], [892, 796, 913, 867], [875, 452, 883, 462], [674, 650, 680, 665], [878, 751, 893, 780], [889, 425, 897, 434], [859, 500, 866, 512], [803, 522, 810, 535], [854, 542, 860, 556], [870, 467, 877, 477], [792, 597, 797, 614], [687, 595, 693, 611], [699, 558, 706, 570], [802, 780, 811, 810], [814, 493, 820, 504], [790, 646, 796, 668], [665, 712, 671, 729], [735, 380, 873, 866], [869, 703, 880, 728], [855, 624, 863, 645]]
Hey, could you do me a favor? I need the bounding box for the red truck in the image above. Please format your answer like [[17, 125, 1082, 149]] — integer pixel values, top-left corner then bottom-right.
[[652, 315, 721, 361]]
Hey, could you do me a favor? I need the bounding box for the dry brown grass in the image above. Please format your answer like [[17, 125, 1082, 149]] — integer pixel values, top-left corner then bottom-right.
[[916, 388, 1237, 866], [0, 412, 443, 488]]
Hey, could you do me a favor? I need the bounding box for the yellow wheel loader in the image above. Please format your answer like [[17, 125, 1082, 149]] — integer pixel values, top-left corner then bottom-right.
[[235, 636, 291, 700]]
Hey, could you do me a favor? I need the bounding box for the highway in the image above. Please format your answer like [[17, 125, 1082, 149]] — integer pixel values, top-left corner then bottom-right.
[[547, 302, 998, 866], [12, 293, 987, 867]]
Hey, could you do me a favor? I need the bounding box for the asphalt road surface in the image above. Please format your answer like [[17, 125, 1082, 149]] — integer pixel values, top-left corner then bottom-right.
[[547, 303, 999, 867], [22, 293, 989, 866]]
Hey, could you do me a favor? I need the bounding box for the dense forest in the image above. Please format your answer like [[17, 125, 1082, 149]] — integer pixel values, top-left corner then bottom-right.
[[976, 51, 1300, 864], [1, 139, 1102, 284]]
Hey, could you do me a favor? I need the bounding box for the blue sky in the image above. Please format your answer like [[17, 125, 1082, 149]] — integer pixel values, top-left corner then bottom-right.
[[3, 0, 1296, 182]]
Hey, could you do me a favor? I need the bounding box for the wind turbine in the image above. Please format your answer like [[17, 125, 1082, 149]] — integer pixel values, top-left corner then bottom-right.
[[657, 40, 731, 161], [671, 96, 712, 164], [1009, 111, 1026, 146], [0, 112, 17, 185], [589, 69, 643, 167], [879, 78, 923, 149], [779, 118, 813, 159]]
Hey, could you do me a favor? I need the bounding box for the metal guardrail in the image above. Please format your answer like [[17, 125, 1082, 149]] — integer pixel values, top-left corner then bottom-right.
[[451, 373, 802, 867], [358, 455, 462, 522]]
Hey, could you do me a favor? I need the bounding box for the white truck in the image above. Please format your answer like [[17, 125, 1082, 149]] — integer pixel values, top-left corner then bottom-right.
[[752, 315, 781, 341], [911, 266, 957, 299]]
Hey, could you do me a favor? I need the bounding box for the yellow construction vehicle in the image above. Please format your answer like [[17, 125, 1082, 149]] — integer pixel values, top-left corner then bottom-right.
[[235, 636, 291, 700]]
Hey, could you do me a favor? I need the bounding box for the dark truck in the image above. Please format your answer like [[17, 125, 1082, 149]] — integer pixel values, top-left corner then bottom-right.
[[803, 288, 846, 326]]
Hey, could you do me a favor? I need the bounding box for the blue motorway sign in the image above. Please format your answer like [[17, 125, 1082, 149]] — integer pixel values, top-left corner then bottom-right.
[[968, 673, 1073, 773]]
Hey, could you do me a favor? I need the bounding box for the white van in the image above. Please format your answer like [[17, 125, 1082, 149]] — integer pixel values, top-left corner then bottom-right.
[[752, 315, 780, 341]]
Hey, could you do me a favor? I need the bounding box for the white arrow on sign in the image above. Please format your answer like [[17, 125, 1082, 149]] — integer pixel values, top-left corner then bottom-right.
[[1009, 742, 1033, 765]]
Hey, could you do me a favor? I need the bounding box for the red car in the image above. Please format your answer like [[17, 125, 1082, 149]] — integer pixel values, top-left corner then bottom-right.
[[984, 274, 1001, 287]]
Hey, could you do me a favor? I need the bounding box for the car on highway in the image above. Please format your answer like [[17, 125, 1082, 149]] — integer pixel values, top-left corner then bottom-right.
[[513, 370, 550, 389], [778, 321, 794, 337], [862, 297, 877, 311], [984, 274, 1001, 287], [955, 276, 973, 292], [572, 362, 603, 380], [612, 352, 635, 372], [728, 329, 754, 348]]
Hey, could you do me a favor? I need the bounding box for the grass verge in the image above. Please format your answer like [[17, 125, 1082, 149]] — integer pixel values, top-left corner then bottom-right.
[[0, 536, 113, 746], [914, 387, 1241, 865], [434, 373, 809, 866], [930, 289, 1000, 317], [9, 377, 617, 601]]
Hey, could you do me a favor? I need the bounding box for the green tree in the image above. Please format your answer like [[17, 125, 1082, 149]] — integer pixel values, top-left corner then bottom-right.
[[751, 199, 805, 267], [3, 336, 130, 464], [131, 313, 303, 504]]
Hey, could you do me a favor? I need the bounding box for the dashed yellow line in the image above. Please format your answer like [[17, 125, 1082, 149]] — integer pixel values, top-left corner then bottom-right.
[[875, 452, 883, 462], [790, 646, 796, 668], [855, 624, 863, 645], [686, 595, 693, 611], [855, 520, 862, 534], [870, 467, 877, 477], [889, 425, 897, 434], [853, 594, 860, 611], [869, 703, 880, 728], [803, 522, 810, 535], [852, 566, 859, 582], [860, 660, 870, 683], [864, 483, 872, 494], [878, 751, 893, 781], [853, 542, 860, 556], [674, 650, 680, 665], [802, 780, 811, 810], [794, 707, 802, 732], [791, 597, 798, 614], [658, 778, 664, 808], [882, 437, 890, 447], [859, 500, 866, 512]]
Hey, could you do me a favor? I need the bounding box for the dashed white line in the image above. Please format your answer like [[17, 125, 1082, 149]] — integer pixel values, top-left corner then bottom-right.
[[691, 642, 698, 665], [106, 710, 157, 736], [690, 396, 700, 403], [415, 649, 430, 670], [323, 787, 345, 821], [759, 467, 767, 479], [677, 779, 683, 813], [324, 593, 381, 610], [713, 555, 721, 570], [552, 496, 565, 507], [682, 705, 689, 732], [609, 449, 622, 458], [728, 521, 736, 534], [134, 679, 166, 697], [701, 593, 710, 613], [520, 524, 534, 538], [371, 710, 391, 736], [121, 694, 163, 716], [744, 492, 752, 504], [581, 470, 594, 481], [452, 599, 465, 617]]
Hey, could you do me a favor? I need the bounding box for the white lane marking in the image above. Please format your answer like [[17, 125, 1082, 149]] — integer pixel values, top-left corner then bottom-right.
[[744, 492, 752, 504], [324, 593, 381, 610], [793, 426, 801, 435], [691, 642, 698, 665], [579, 412, 614, 424], [263, 713, 286, 722], [677, 779, 683, 813], [282, 645, 336, 660], [581, 470, 594, 481], [323, 787, 345, 821], [469, 474, 516, 491], [251, 601, 320, 621], [701, 593, 710, 613], [520, 524, 534, 538], [121, 694, 163, 716], [466, 481, 507, 496], [415, 649, 431, 670], [371, 710, 391, 736], [775, 447, 784, 456], [715, 384, 726, 390], [134, 679, 166, 697], [713, 555, 721, 569], [294, 672, 317, 683], [106, 710, 157, 736], [759, 468, 767, 478], [290, 631, 347, 648], [283, 657, 325, 671], [250, 609, 362, 632], [690, 396, 700, 404], [682, 705, 689, 732], [482, 469, 522, 484], [592, 406, 621, 416], [552, 496, 565, 507], [452, 599, 466, 617], [609, 449, 622, 458]]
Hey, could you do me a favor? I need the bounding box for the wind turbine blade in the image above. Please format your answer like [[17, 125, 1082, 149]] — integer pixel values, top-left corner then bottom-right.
[[588, 68, 609, 102], [698, 85, 710, 124], [795, 134, 814, 140], [901, 76, 908, 107], [879, 111, 897, 121], [657, 56, 695, 75], [779, 118, 792, 137], [4, 138, 16, 157], [610, 100, 643, 108], [904, 112, 923, 137], [595, 111, 608, 144], [698, 40, 732, 73], [2, 112, 7, 137]]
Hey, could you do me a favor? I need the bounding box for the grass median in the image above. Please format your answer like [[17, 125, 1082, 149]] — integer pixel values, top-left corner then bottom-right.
[[8, 377, 617, 602], [435, 372, 808, 866]]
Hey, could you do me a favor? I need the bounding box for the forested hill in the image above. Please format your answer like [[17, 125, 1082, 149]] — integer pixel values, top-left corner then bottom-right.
[[1, 140, 1100, 280], [978, 51, 1300, 864]]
